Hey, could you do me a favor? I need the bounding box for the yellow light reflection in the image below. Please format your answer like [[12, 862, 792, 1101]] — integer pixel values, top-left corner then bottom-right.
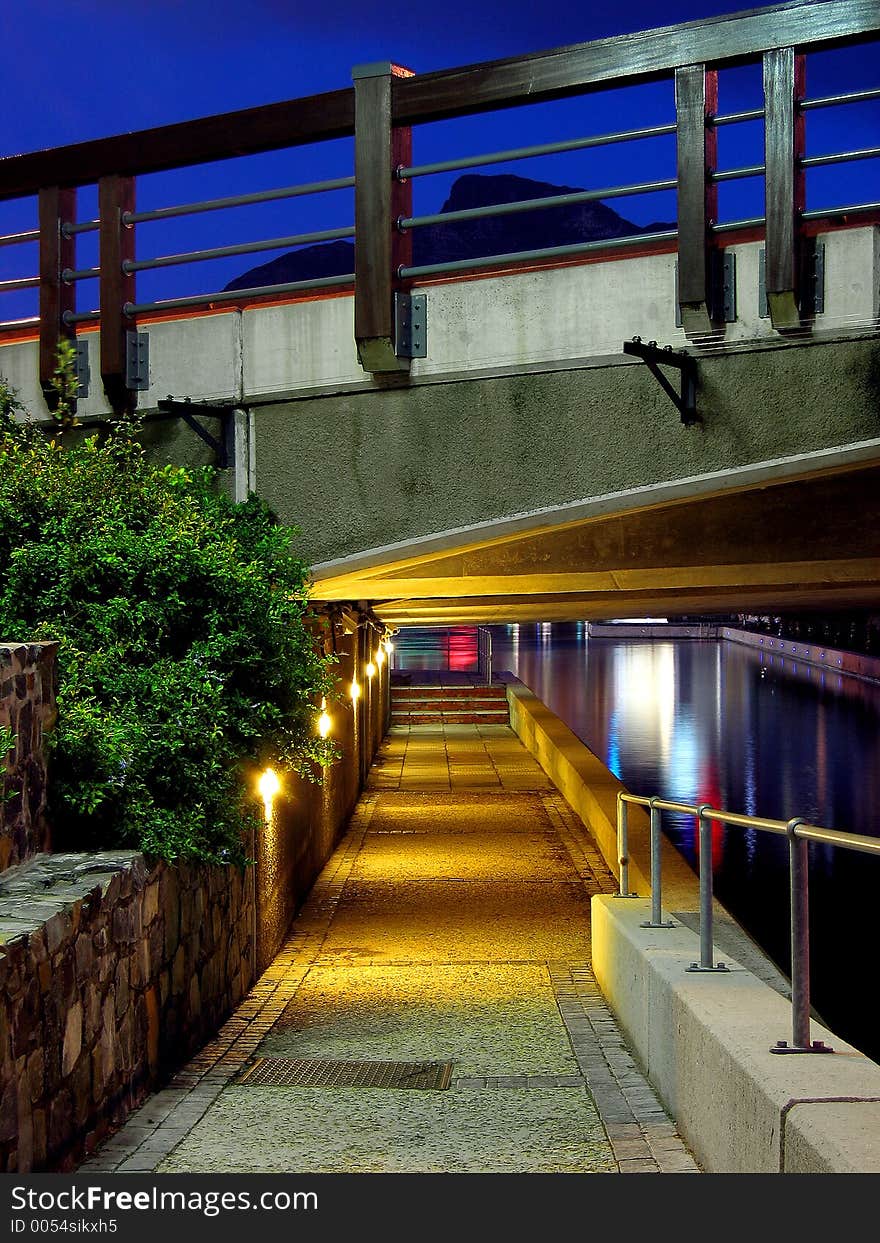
[[317, 696, 332, 739], [257, 767, 280, 822]]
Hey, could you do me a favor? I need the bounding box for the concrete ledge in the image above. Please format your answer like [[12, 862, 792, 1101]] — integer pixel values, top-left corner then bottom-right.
[[506, 678, 700, 906], [591, 895, 880, 1173]]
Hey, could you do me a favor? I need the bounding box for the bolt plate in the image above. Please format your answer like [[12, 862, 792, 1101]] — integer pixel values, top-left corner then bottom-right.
[[237, 1057, 453, 1090]]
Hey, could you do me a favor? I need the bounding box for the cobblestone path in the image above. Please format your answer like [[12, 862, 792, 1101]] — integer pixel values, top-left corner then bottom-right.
[[81, 724, 700, 1174]]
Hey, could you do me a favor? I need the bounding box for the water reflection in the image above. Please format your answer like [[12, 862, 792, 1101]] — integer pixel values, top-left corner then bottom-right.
[[490, 622, 880, 1063]]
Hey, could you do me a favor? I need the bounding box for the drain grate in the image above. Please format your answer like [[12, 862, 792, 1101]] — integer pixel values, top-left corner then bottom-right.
[[237, 1057, 453, 1090]]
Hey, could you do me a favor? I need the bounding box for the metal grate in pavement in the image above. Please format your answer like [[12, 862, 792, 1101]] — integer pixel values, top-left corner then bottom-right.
[[237, 1058, 454, 1090]]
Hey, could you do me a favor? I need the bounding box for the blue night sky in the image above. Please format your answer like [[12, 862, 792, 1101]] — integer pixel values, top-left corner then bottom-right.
[[1, 0, 877, 314]]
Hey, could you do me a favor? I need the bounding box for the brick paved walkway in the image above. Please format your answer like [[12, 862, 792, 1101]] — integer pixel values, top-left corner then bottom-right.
[[80, 724, 699, 1174]]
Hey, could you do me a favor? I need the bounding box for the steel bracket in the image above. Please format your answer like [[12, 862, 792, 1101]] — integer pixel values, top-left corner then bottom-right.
[[394, 292, 427, 358], [686, 962, 730, 972], [675, 250, 736, 327], [125, 331, 149, 391], [73, 339, 90, 399], [640, 920, 676, 929], [770, 1039, 834, 1055], [759, 240, 824, 320], [623, 337, 700, 426], [157, 396, 237, 468]]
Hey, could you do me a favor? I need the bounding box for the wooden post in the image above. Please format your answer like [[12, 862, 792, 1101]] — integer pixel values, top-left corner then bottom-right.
[[763, 47, 805, 330], [352, 62, 413, 373], [98, 174, 136, 413], [675, 64, 718, 336], [38, 186, 76, 411]]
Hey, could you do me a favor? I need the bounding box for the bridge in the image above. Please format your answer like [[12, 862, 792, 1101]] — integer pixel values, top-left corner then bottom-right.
[[0, 0, 879, 627]]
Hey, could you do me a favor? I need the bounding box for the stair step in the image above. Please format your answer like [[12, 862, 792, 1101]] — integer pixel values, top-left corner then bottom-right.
[[391, 711, 511, 725], [392, 684, 506, 700]]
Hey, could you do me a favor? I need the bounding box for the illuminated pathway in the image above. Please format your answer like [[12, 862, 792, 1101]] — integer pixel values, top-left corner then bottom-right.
[[82, 724, 699, 1174]]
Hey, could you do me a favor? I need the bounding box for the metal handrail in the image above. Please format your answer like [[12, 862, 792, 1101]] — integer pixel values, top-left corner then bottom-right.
[[0, 229, 39, 248], [0, 276, 39, 293], [477, 626, 493, 685], [616, 790, 880, 1054], [119, 225, 355, 274], [396, 122, 677, 181], [122, 175, 355, 225], [118, 271, 355, 317], [399, 177, 677, 231], [398, 226, 678, 280]]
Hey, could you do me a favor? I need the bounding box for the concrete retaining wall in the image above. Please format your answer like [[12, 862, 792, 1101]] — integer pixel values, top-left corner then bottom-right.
[[592, 898, 880, 1173], [505, 677, 880, 1172], [721, 625, 880, 684], [0, 644, 58, 871]]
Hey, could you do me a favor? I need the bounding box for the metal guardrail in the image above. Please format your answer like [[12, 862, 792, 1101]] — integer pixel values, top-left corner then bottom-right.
[[477, 627, 493, 685], [615, 790, 880, 1055], [1, 2, 879, 403]]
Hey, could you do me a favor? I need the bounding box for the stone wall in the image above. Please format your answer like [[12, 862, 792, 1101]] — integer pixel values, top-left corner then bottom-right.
[[0, 849, 254, 1172], [253, 610, 388, 972], [0, 643, 58, 871]]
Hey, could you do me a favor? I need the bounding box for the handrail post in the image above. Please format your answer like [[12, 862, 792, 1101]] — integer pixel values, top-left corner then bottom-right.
[[615, 794, 636, 898], [352, 61, 413, 373], [38, 186, 77, 412], [686, 804, 728, 971], [98, 174, 136, 414], [674, 63, 718, 335], [771, 818, 833, 1054], [641, 797, 674, 929], [763, 46, 806, 329]]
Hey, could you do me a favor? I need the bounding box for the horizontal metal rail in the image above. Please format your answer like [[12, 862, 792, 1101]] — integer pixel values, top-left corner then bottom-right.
[[711, 163, 765, 182], [0, 316, 38, 330], [399, 177, 677, 231], [801, 86, 880, 110], [398, 227, 678, 280], [802, 200, 880, 221], [0, 276, 39, 293], [62, 266, 100, 283], [397, 122, 677, 181], [710, 107, 764, 126], [120, 271, 354, 316], [62, 310, 100, 325], [801, 145, 880, 168], [711, 215, 766, 233], [120, 225, 355, 274], [122, 175, 355, 225], [0, 229, 38, 248], [616, 789, 880, 1056], [62, 220, 99, 237]]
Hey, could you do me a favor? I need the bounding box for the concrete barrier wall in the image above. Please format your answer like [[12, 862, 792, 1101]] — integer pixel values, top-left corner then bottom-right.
[[721, 626, 880, 684], [591, 898, 880, 1173], [505, 677, 880, 1172]]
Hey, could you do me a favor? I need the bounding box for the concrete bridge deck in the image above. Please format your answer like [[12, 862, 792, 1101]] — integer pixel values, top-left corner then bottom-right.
[[79, 722, 698, 1175]]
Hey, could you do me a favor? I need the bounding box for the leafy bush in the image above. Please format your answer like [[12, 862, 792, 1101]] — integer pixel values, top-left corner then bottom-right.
[[0, 377, 335, 864]]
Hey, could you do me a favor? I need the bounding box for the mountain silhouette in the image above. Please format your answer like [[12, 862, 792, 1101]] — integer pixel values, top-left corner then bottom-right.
[[224, 172, 673, 291]]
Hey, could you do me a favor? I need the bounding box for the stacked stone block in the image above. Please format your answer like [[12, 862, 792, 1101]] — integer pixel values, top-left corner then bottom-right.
[[0, 850, 254, 1171], [0, 643, 58, 871]]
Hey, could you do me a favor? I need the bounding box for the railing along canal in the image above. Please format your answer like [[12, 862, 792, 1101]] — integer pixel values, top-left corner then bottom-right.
[[0, 2, 879, 412], [616, 790, 880, 1056]]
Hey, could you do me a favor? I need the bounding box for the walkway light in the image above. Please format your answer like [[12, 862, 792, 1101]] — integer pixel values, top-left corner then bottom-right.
[[317, 697, 332, 739], [257, 767, 280, 822], [350, 678, 361, 701], [376, 647, 385, 668], [366, 661, 376, 679]]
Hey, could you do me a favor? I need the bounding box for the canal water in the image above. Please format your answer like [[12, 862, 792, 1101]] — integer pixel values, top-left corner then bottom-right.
[[397, 623, 880, 1063]]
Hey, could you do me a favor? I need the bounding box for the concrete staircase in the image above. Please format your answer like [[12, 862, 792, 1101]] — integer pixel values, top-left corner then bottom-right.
[[390, 684, 510, 725]]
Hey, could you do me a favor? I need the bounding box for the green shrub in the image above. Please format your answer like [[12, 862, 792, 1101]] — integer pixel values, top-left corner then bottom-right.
[[0, 376, 335, 864]]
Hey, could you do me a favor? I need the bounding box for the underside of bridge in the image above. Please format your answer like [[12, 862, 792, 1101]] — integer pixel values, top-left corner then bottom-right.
[[311, 459, 880, 625]]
